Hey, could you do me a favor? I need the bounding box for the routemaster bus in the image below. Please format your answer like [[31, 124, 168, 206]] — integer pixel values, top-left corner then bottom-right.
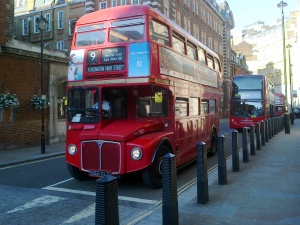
[[274, 93, 286, 116], [229, 75, 275, 130], [66, 5, 223, 189]]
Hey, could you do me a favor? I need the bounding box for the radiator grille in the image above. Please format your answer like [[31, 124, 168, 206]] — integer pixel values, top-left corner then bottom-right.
[[81, 141, 121, 174]]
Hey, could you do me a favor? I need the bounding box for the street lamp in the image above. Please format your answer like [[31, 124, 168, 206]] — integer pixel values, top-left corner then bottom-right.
[[36, 13, 48, 154], [286, 44, 294, 124], [277, 1, 288, 110]]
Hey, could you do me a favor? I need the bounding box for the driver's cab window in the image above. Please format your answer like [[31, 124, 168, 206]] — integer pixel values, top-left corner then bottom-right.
[[101, 88, 126, 118]]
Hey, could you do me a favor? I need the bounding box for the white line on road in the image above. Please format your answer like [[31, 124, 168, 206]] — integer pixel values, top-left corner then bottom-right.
[[63, 203, 95, 224], [43, 186, 159, 205]]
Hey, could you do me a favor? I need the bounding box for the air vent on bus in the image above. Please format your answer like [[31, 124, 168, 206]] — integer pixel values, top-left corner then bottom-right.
[[86, 74, 125, 80]]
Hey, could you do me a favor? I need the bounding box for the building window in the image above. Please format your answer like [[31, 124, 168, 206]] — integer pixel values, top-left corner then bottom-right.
[[16, 0, 25, 7], [176, 9, 181, 26], [57, 40, 65, 50], [69, 19, 77, 35], [14, 21, 17, 38], [58, 11, 64, 29], [112, 0, 117, 6], [100, 1, 107, 9], [121, 0, 126, 5], [23, 19, 28, 36], [45, 13, 50, 31], [45, 43, 51, 48], [131, 0, 139, 4], [34, 15, 39, 33], [183, 16, 187, 31], [163, 0, 169, 17]]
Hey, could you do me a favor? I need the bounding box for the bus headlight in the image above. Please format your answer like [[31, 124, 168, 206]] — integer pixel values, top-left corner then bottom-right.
[[131, 147, 142, 160], [68, 144, 77, 155]]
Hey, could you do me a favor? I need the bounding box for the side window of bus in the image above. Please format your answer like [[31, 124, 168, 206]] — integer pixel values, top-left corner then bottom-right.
[[214, 57, 221, 72], [149, 20, 170, 46], [172, 34, 185, 55], [175, 97, 188, 116], [187, 41, 197, 60], [137, 95, 169, 116], [198, 48, 206, 65], [201, 100, 209, 115], [207, 55, 214, 69], [209, 99, 216, 114], [189, 97, 199, 116], [110, 18, 144, 43]]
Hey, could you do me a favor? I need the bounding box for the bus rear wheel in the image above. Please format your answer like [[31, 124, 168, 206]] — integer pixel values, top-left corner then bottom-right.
[[208, 130, 217, 156], [141, 146, 169, 189], [67, 163, 90, 181]]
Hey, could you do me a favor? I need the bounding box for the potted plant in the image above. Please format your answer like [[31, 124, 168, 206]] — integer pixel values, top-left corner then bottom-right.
[[31, 95, 50, 109]]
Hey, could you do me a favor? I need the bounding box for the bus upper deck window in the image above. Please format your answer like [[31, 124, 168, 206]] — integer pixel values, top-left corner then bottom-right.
[[76, 24, 106, 47], [149, 20, 170, 46], [109, 18, 144, 43]]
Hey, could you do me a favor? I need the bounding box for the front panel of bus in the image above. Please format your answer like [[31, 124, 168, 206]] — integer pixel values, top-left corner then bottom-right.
[[230, 75, 268, 129]]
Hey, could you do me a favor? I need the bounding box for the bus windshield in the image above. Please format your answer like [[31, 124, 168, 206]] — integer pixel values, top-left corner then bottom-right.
[[231, 100, 263, 118], [68, 87, 100, 123]]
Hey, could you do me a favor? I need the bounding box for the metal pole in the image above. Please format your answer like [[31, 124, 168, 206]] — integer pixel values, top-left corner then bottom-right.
[[278, 1, 288, 112], [287, 45, 294, 125], [40, 18, 45, 154]]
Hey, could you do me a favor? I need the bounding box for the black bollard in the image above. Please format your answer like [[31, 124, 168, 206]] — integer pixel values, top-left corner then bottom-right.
[[232, 130, 239, 172], [271, 118, 275, 137], [291, 111, 294, 125], [256, 122, 261, 150], [265, 119, 269, 142], [197, 142, 209, 204], [285, 113, 290, 134], [218, 135, 227, 185], [268, 119, 272, 139], [250, 124, 256, 155], [95, 175, 119, 225], [261, 120, 265, 146], [162, 153, 178, 225], [242, 127, 249, 162]]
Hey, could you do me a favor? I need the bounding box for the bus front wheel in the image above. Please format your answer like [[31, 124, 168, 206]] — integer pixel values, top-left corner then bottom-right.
[[67, 163, 90, 181], [141, 146, 169, 189]]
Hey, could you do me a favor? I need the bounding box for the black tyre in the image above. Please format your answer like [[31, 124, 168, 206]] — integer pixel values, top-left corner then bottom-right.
[[67, 163, 90, 181], [208, 130, 217, 156], [141, 145, 170, 189]]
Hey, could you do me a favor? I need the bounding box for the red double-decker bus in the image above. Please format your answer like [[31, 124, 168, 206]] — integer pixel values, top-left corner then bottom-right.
[[274, 93, 286, 116], [66, 5, 223, 189], [230, 75, 275, 130]]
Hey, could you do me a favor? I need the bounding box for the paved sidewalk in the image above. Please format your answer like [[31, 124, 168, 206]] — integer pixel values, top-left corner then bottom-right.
[[134, 120, 300, 225], [0, 142, 65, 168]]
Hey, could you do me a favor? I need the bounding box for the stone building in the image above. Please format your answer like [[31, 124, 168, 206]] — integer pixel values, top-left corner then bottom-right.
[[0, 0, 68, 150]]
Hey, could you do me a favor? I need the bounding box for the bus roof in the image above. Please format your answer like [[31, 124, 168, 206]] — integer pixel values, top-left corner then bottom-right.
[[75, 5, 219, 59]]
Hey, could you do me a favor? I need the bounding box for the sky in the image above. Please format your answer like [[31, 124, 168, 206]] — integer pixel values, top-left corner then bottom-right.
[[224, 0, 299, 31]]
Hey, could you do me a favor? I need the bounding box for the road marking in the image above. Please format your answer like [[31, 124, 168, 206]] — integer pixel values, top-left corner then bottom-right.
[[43, 186, 159, 205], [63, 203, 95, 224], [1, 195, 65, 215]]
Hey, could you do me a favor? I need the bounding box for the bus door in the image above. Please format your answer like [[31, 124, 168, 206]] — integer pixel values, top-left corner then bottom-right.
[[200, 99, 210, 144], [189, 97, 200, 157], [175, 97, 191, 161]]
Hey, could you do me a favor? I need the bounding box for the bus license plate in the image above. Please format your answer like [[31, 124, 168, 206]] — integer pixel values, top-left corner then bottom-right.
[[89, 170, 111, 177]]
